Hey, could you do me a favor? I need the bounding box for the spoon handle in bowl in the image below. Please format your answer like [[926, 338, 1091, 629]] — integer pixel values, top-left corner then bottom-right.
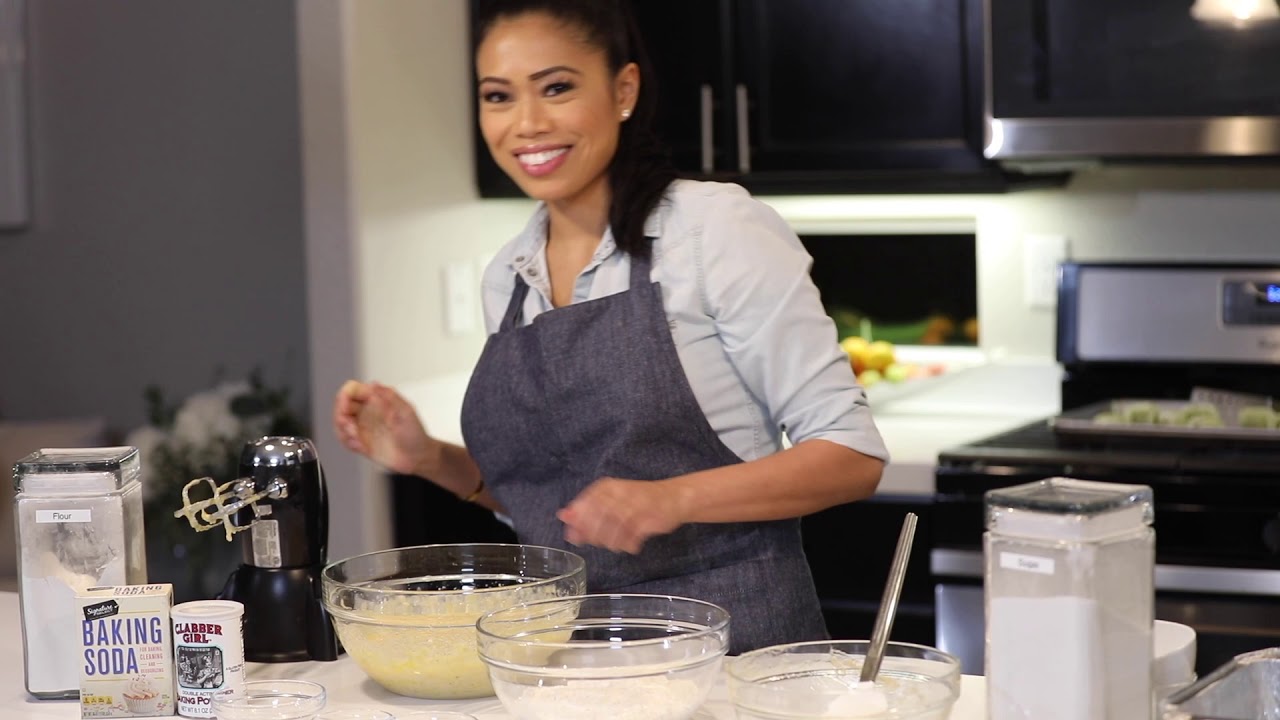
[[860, 512, 918, 684]]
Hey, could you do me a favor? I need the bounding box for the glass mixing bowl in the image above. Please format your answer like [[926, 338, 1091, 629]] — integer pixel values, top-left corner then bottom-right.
[[477, 594, 730, 720], [321, 543, 586, 700], [727, 640, 961, 720]]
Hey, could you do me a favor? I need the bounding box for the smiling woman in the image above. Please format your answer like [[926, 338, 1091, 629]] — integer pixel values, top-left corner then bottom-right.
[[472, 0, 673, 289], [332, 0, 890, 656]]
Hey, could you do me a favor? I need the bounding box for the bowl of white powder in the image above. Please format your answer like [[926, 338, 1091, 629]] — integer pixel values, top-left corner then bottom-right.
[[476, 594, 730, 720], [320, 544, 586, 700], [726, 640, 960, 720]]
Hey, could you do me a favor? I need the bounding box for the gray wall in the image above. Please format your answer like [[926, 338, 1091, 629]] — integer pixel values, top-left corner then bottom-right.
[[0, 0, 310, 437]]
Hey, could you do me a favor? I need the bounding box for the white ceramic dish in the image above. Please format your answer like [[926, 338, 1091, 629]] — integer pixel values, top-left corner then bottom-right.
[[1154, 619, 1197, 697]]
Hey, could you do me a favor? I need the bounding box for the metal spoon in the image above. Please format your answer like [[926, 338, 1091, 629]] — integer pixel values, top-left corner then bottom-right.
[[859, 512, 919, 684]]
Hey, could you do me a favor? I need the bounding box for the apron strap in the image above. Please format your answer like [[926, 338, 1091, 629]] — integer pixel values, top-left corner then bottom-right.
[[500, 273, 531, 331], [629, 248, 653, 288]]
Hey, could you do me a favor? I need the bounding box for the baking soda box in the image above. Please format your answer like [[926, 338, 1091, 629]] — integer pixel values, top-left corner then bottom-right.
[[77, 584, 176, 718]]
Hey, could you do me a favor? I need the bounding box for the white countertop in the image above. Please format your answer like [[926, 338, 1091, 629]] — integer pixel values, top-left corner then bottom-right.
[[398, 357, 1060, 497], [0, 591, 989, 719]]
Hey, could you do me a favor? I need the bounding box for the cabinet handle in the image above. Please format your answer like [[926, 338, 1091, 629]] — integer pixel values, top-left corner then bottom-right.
[[736, 84, 751, 174], [700, 84, 714, 174]]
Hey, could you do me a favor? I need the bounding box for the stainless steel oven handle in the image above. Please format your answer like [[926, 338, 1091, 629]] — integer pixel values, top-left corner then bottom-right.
[[931, 549, 984, 578], [735, 84, 751, 174], [700, 84, 714, 175], [931, 548, 1280, 597], [1154, 565, 1280, 597]]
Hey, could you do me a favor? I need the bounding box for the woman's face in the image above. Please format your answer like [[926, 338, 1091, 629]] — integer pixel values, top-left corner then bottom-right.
[[476, 12, 638, 207]]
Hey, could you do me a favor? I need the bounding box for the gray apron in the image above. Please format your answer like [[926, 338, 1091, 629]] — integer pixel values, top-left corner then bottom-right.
[[459, 249, 828, 655]]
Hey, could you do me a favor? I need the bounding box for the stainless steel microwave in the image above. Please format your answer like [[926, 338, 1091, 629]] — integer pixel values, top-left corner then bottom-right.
[[983, 0, 1280, 164]]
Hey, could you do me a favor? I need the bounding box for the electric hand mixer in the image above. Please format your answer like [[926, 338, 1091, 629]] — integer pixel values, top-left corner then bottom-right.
[[174, 436, 341, 662]]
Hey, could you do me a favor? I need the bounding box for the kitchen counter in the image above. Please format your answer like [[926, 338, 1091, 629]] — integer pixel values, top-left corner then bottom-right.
[[0, 591, 989, 719]]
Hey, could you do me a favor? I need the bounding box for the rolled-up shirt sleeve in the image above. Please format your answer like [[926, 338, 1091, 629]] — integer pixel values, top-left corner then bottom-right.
[[698, 192, 889, 462]]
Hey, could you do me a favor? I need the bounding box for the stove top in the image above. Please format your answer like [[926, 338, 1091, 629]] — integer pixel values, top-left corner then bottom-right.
[[939, 418, 1280, 477]]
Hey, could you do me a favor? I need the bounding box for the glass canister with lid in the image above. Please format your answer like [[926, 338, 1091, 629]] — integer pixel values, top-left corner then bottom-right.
[[984, 477, 1154, 720], [13, 446, 148, 698]]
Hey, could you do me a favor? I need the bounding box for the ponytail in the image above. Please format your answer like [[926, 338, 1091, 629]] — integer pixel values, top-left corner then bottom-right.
[[606, 7, 677, 258]]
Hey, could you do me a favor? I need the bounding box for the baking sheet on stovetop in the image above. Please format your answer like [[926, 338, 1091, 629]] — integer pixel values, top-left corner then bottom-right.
[[1051, 398, 1280, 444]]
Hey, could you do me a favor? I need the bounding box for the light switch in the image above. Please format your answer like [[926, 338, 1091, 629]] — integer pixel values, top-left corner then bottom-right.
[[443, 260, 477, 335], [1023, 234, 1069, 309]]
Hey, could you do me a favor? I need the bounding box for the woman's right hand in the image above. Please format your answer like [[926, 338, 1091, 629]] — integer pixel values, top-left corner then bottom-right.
[[333, 380, 437, 477]]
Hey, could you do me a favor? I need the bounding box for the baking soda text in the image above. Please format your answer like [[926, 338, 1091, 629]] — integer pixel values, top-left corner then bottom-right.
[[77, 584, 176, 718]]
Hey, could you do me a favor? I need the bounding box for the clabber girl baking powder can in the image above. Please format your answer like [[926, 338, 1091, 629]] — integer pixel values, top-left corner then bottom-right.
[[171, 600, 246, 717]]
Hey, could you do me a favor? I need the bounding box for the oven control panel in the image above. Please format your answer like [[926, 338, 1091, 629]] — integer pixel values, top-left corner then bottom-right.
[[1223, 280, 1280, 326], [1063, 265, 1280, 364]]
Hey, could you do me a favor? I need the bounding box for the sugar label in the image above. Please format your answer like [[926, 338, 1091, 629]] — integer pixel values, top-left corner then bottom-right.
[[999, 551, 1056, 575]]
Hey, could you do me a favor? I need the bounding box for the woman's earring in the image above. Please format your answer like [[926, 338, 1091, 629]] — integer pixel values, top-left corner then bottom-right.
[[621, 108, 632, 120]]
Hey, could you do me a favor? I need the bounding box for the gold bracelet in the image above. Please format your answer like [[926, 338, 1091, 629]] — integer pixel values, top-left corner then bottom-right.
[[463, 477, 485, 503]]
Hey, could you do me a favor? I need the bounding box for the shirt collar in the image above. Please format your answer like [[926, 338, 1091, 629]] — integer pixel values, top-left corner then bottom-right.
[[508, 205, 549, 273], [507, 195, 668, 272]]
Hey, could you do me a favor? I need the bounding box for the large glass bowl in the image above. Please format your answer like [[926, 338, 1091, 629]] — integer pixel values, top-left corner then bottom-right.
[[727, 640, 961, 720], [476, 594, 729, 720], [320, 543, 586, 700]]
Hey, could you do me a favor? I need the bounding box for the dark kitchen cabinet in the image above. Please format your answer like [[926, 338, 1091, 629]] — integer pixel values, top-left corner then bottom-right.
[[630, 0, 733, 177], [472, 0, 1065, 197], [391, 473, 517, 547], [734, 0, 981, 176], [802, 495, 936, 645]]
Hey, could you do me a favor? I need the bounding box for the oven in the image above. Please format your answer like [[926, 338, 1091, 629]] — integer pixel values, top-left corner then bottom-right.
[[931, 262, 1280, 676]]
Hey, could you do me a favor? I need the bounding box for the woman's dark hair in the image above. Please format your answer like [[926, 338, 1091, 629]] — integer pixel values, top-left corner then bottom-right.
[[475, 0, 677, 258]]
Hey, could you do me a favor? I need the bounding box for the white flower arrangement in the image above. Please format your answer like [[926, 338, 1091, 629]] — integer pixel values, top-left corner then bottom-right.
[[127, 381, 269, 502]]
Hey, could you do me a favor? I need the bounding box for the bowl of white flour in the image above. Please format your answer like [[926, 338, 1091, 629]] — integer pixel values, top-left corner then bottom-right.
[[320, 544, 586, 700], [727, 640, 960, 720], [476, 594, 730, 720]]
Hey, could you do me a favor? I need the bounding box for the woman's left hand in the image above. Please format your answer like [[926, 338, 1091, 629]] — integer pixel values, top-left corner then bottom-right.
[[557, 478, 686, 554]]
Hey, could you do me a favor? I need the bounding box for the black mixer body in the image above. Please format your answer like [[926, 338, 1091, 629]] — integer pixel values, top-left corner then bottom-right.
[[219, 436, 341, 662]]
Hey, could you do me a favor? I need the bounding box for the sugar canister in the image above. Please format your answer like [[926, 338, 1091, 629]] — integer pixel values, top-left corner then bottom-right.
[[985, 477, 1154, 720], [13, 447, 148, 698]]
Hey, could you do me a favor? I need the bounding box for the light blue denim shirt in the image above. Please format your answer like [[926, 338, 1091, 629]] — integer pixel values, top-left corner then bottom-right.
[[480, 179, 889, 464]]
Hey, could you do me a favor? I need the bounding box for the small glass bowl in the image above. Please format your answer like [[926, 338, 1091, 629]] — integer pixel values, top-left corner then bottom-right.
[[727, 641, 960, 720], [389, 707, 481, 712], [316, 711, 394, 720], [210, 679, 327, 720]]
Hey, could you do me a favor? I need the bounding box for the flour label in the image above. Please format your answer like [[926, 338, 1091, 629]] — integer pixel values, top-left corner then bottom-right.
[[37, 509, 91, 523]]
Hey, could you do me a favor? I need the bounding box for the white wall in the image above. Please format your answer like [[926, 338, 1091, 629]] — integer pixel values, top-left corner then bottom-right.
[[298, 0, 532, 559], [0, 0, 309, 437], [345, 0, 534, 387]]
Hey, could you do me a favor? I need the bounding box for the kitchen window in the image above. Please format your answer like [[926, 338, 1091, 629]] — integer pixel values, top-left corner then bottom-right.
[[800, 233, 979, 348]]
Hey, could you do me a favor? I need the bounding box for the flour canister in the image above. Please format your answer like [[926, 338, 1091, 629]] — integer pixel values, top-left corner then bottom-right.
[[172, 600, 245, 717]]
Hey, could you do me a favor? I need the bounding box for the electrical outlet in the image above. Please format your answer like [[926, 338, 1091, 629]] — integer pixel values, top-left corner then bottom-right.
[[443, 260, 478, 335], [1023, 234, 1069, 309]]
